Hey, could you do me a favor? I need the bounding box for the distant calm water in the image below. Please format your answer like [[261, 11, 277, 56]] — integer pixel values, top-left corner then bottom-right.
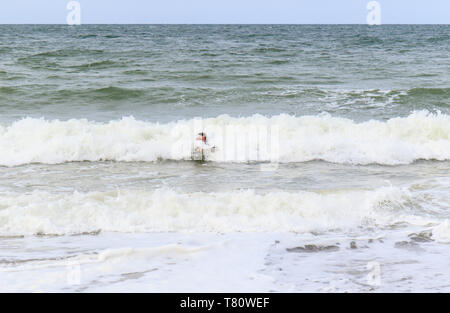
[[0, 25, 449, 292]]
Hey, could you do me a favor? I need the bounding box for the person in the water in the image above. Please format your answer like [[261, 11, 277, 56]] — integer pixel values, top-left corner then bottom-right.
[[195, 132, 207, 152], [196, 132, 207, 144]]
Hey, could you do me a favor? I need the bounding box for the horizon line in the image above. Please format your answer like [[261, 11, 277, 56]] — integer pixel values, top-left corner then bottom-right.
[[0, 23, 449, 25]]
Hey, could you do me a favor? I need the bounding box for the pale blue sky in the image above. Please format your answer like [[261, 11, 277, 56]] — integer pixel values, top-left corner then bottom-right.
[[0, 0, 449, 24]]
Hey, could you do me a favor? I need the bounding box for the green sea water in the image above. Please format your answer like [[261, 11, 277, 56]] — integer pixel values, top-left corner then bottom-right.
[[0, 25, 449, 292], [0, 25, 449, 122]]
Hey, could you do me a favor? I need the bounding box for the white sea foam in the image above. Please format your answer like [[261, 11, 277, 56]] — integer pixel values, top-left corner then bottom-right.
[[433, 220, 450, 243], [0, 186, 436, 236], [0, 110, 448, 166]]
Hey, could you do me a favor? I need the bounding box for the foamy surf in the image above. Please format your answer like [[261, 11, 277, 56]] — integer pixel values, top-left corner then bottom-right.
[[0, 186, 438, 236], [1, 24, 450, 293], [433, 220, 450, 243], [0, 110, 448, 166]]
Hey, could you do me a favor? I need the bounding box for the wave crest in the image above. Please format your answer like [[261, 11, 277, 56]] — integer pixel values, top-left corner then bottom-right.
[[0, 187, 417, 235], [0, 111, 449, 166]]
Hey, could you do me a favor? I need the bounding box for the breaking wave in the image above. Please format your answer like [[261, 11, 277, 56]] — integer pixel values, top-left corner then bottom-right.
[[0, 187, 429, 236], [0, 110, 448, 166]]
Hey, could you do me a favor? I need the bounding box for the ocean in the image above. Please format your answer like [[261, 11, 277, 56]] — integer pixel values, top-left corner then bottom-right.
[[0, 25, 449, 292]]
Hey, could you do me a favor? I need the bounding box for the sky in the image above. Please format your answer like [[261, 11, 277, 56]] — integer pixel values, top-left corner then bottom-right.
[[0, 0, 449, 24]]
